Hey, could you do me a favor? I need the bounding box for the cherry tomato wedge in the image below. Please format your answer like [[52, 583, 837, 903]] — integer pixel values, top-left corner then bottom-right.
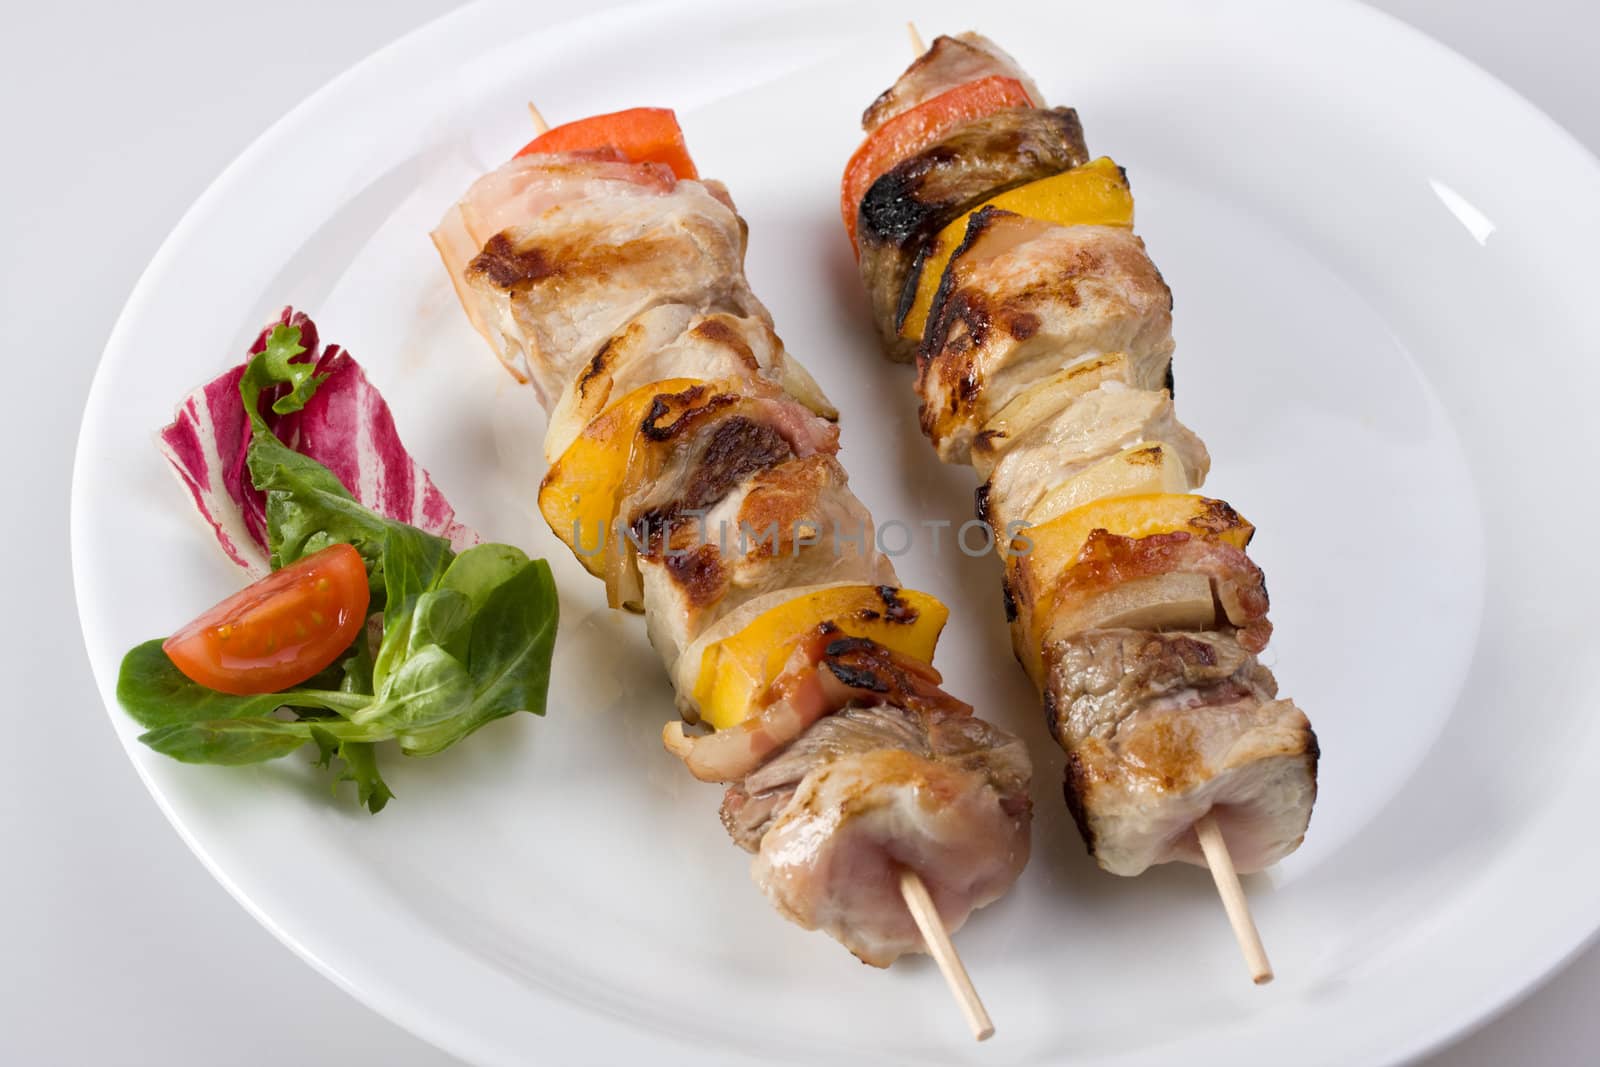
[[513, 106, 699, 180], [163, 543, 371, 696], [839, 75, 1036, 254]]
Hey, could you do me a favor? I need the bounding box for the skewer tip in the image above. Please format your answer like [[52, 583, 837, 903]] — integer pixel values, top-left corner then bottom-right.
[[526, 101, 549, 135], [898, 869, 994, 1041], [907, 21, 927, 55], [1195, 814, 1275, 985]]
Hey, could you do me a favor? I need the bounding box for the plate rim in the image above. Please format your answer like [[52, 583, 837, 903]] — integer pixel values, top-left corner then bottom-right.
[[70, 1, 1600, 1064]]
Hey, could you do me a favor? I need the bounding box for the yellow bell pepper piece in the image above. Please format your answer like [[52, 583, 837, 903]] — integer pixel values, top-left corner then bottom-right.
[[1014, 492, 1254, 595], [1006, 492, 1254, 684], [900, 156, 1135, 343], [538, 377, 704, 576], [692, 585, 949, 730]]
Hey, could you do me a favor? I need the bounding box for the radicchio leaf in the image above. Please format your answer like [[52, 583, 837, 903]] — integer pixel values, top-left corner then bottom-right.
[[157, 307, 477, 576]]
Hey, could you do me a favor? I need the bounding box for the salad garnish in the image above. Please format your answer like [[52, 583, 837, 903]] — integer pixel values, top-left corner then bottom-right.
[[118, 315, 558, 812]]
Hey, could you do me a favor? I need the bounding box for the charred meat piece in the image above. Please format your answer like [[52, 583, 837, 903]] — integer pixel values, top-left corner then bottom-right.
[[674, 630, 965, 785], [546, 305, 834, 462], [980, 383, 1209, 533], [919, 212, 1175, 463], [1012, 530, 1275, 682], [736, 702, 1032, 966], [1044, 629, 1317, 876], [639, 455, 897, 671], [571, 378, 840, 609], [857, 107, 1088, 362], [449, 159, 767, 405]]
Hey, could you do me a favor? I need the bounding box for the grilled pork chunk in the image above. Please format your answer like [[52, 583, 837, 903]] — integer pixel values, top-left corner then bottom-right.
[[451, 161, 767, 406], [862, 33, 1043, 134], [1044, 629, 1317, 876], [1006, 528, 1274, 688], [546, 305, 834, 462], [672, 631, 961, 785], [639, 455, 896, 670], [546, 378, 839, 610], [979, 383, 1209, 535], [858, 107, 1088, 362], [919, 212, 1175, 463], [738, 702, 1032, 965]]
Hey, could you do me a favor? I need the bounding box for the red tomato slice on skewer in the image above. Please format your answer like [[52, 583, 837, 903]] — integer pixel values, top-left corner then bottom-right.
[[163, 543, 371, 695], [839, 75, 1036, 254], [514, 106, 699, 180]]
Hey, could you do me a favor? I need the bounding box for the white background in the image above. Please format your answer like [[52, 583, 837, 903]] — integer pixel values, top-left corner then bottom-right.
[[4, 1, 1595, 1063]]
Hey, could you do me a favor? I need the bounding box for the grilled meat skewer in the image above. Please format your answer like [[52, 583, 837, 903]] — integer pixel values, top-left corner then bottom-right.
[[844, 34, 1318, 879], [435, 118, 1031, 966]]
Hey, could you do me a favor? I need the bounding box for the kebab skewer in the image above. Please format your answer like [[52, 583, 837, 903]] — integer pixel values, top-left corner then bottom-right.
[[432, 105, 1031, 1035], [843, 30, 1319, 982]]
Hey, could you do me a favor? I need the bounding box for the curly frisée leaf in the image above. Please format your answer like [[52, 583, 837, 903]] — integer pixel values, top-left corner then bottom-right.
[[239, 324, 324, 421], [311, 728, 395, 814]]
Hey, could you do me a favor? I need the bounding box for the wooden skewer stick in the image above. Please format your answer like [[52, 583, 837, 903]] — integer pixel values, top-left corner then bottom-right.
[[907, 21, 927, 55], [527, 102, 549, 134], [898, 869, 994, 1041], [1195, 814, 1274, 985]]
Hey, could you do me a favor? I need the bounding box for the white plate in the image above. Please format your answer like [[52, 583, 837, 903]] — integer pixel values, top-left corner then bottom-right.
[[72, 0, 1600, 1063]]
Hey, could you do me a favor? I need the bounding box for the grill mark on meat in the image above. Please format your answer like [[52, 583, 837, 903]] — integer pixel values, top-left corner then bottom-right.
[[640, 386, 737, 441], [1127, 444, 1168, 468], [468, 233, 557, 288], [974, 481, 992, 524], [689, 316, 762, 370], [896, 241, 936, 336], [692, 418, 793, 505], [1000, 575, 1018, 622], [875, 585, 918, 623], [958, 364, 983, 405], [823, 635, 872, 657], [733, 455, 846, 560], [921, 205, 1012, 366], [1062, 750, 1096, 853], [973, 425, 1008, 468], [1189, 497, 1253, 542], [576, 331, 624, 399], [633, 415, 795, 545], [1006, 310, 1040, 340], [663, 543, 728, 608], [824, 659, 892, 693], [468, 230, 683, 291]]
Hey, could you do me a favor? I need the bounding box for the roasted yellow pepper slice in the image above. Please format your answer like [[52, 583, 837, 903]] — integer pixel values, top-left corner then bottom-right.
[[538, 377, 704, 576], [900, 156, 1135, 343], [692, 585, 949, 730], [1013, 492, 1255, 598], [1005, 492, 1254, 684]]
